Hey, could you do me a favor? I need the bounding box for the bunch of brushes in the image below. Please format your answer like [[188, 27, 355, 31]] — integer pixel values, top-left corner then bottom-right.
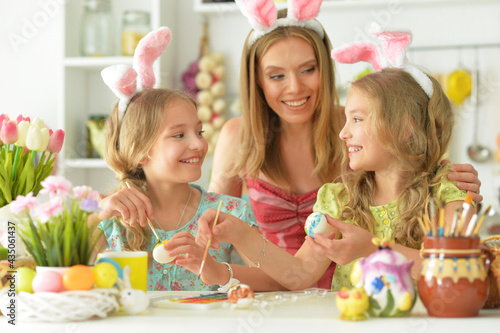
[[418, 193, 493, 238]]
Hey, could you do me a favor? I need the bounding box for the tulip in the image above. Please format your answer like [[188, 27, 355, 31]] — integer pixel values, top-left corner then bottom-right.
[[31, 117, 45, 129], [47, 129, 65, 154], [16, 115, 31, 123], [26, 124, 42, 151], [37, 128, 50, 152], [0, 114, 9, 125], [16, 120, 30, 147], [0, 120, 18, 144]]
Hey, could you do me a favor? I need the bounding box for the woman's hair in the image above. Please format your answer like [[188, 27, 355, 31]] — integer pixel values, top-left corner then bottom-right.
[[340, 68, 454, 249], [232, 9, 343, 191], [104, 89, 197, 250]]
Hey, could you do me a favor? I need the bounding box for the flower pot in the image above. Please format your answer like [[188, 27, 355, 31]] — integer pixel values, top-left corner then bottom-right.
[[417, 236, 488, 317]]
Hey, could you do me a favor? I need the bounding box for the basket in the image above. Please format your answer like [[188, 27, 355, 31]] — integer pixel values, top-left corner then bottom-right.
[[0, 288, 120, 322], [481, 235, 500, 309]]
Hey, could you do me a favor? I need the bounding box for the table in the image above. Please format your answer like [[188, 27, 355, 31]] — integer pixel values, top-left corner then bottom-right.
[[1, 291, 499, 333]]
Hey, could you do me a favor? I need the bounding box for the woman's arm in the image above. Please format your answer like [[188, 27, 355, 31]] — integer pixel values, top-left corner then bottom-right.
[[196, 209, 332, 290], [447, 163, 482, 203], [208, 118, 244, 197]]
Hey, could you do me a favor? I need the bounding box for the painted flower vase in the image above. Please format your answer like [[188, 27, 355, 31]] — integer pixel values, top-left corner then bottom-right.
[[417, 236, 488, 317], [351, 245, 416, 317]]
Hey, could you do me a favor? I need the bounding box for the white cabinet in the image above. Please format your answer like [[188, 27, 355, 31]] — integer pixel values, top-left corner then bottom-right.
[[60, 0, 175, 193]]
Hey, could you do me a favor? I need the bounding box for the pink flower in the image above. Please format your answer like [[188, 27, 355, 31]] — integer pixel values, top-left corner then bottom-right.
[[47, 129, 64, 154], [16, 115, 30, 123], [40, 175, 73, 198], [0, 114, 9, 125], [72, 185, 90, 199], [10, 193, 37, 214], [33, 196, 64, 223], [0, 120, 18, 144]]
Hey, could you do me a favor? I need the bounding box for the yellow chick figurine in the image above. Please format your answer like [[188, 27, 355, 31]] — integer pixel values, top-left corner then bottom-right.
[[336, 287, 369, 321]]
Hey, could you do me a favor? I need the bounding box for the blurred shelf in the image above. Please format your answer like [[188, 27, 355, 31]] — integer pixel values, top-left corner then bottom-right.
[[64, 56, 133, 68], [64, 158, 108, 168]]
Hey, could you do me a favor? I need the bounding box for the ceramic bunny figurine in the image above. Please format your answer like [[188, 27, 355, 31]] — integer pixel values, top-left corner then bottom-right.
[[118, 265, 149, 315]]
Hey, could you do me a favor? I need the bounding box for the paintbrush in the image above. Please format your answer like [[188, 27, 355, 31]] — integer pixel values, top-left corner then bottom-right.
[[448, 205, 461, 237], [473, 205, 492, 236], [198, 200, 223, 278], [125, 181, 161, 244], [456, 193, 473, 237], [438, 201, 445, 237], [429, 198, 437, 236]]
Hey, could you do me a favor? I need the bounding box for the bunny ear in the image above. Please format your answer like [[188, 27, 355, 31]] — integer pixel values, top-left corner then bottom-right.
[[287, 0, 322, 22], [123, 265, 132, 288], [369, 23, 412, 67], [101, 64, 138, 114], [331, 42, 384, 71], [133, 26, 172, 90], [235, 0, 277, 30]]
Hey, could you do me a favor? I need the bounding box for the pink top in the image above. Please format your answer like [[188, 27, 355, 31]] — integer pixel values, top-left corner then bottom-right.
[[246, 178, 335, 289]]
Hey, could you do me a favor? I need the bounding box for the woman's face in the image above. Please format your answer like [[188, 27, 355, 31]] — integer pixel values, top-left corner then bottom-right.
[[142, 99, 208, 185], [257, 36, 320, 126]]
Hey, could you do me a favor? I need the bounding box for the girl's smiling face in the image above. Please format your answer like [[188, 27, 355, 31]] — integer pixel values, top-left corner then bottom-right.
[[339, 88, 395, 172], [257, 36, 320, 126], [142, 98, 208, 185]]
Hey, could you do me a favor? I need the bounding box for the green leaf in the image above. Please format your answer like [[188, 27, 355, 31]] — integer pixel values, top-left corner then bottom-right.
[[379, 288, 395, 317]]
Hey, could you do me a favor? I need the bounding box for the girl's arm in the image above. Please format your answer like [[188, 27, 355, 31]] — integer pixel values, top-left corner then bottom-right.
[[208, 118, 244, 197], [195, 210, 332, 290], [447, 163, 482, 203]]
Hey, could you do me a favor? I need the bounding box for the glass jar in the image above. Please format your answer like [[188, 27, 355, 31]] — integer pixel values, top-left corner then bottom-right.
[[80, 0, 115, 57], [121, 10, 150, 56]]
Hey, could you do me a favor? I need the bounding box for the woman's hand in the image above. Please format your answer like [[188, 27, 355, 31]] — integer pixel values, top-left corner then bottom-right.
[[97, 187, 153, 227], [447, 163, 483, 203], [165, 231, 230, 285], [305, 215, 377, 266]]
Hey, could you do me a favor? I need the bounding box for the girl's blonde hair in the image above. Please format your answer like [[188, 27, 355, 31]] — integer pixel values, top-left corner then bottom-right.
[[232, 9, 343, 191], [104, 89, 197, 250], [340, 68, 453, 249]]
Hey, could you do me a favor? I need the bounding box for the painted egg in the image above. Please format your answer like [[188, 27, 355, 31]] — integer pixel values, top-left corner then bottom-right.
[[32, 271, 63, 293], [304, 212, 328, 238], [93, 262, 118, 288], [228, 284, 255, 309], [95, 257, 123, 279], [62, 265, 95, 290], [153, 240, 176, 264], [15, 267, 36, 293]]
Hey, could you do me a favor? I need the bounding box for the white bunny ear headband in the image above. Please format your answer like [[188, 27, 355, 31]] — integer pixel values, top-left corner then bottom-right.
[[236, 0, 325, 47], [331, 23, 433, 98], [101, 26, 172, 117]]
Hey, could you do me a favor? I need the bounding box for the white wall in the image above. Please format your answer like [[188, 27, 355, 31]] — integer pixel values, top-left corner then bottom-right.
[[2, 0, 500, 209]]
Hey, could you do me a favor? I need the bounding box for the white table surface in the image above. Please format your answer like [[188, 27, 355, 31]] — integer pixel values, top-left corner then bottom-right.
[[2, 291, 499, 333]]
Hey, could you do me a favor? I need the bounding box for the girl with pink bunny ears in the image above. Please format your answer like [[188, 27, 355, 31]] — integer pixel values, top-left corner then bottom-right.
[[196, 25, 471, 292], [95, 27, 284, 292], [208, 0, 482, 290]]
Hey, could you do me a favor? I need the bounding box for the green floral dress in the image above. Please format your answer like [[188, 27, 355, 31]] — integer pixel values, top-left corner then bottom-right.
[[98, 184, 257, 291], [313, 174, 466, 291]]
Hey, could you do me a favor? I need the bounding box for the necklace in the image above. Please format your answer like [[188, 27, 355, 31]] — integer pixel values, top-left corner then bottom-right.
[[154, 187, 192, 231]]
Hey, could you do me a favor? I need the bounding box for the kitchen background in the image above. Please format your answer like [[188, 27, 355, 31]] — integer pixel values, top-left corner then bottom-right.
[[1, 0, 500, 231]]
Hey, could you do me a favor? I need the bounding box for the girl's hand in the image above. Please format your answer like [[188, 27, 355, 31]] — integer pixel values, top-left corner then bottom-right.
[[165, 231, 230, 285], [195, 210, 249, 250], [306, 215, 376, 265], [97, 188, 153, 227], [447, 163, 482, 203]]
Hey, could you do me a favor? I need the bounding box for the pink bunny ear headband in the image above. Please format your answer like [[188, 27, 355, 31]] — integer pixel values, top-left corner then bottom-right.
[[235, 0, 325, 47], [101, 26, 172, 117], [331, 23, 433, 98]]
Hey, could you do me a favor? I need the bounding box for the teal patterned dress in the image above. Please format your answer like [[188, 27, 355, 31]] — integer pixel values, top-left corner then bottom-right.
[[98, 184, 257, 291]]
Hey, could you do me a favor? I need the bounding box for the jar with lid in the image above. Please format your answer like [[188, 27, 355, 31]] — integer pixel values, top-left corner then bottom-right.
[[121, 10, 150, 56], [80, 0, 115, 57]]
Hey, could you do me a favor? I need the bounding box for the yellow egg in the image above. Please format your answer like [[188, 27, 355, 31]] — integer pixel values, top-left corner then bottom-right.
[[15, 267, 36, 293], [63, 265, 95, 290], [397, 291, 413, 311], [93, 262, 118, 288]]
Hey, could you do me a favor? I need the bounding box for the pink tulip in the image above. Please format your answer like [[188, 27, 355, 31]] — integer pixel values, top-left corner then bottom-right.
[[16, 115, 31, 123], [10, 193, 37, 214], [40, 175, 73, 198], [0, 120, 18, 144], [0, 114, 9, 125], [33, 196, 64, 223], [47, 129, 65, 154]]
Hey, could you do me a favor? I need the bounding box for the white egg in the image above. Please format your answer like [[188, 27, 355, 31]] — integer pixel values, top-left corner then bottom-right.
[[152, 240, 176, 264], [305, 212, 328, 238]]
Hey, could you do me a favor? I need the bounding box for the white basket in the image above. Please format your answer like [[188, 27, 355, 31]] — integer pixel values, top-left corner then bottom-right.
[[0, 288, 120, 322]]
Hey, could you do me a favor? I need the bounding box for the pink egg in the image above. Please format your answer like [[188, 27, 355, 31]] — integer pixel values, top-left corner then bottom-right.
[[32, 271, 63, 293]]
